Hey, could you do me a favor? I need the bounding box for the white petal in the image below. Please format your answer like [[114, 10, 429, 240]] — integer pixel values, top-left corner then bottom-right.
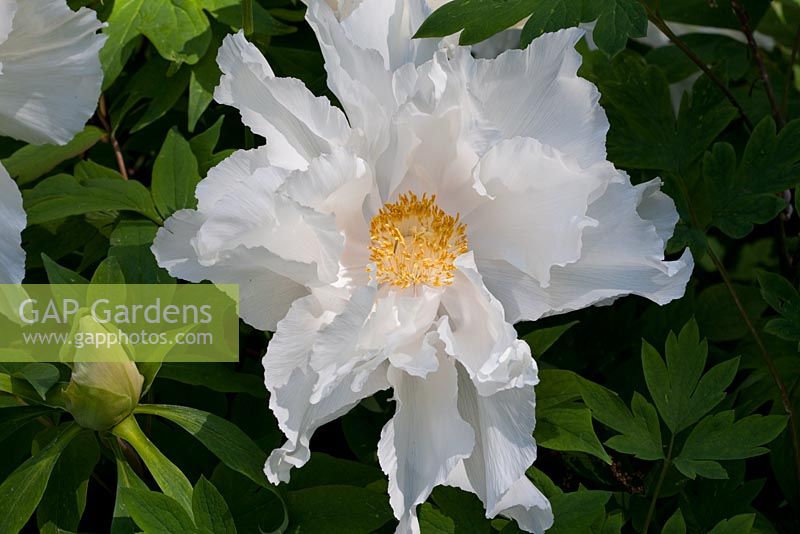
[[0, 0, 105, 145], [194, 163, 344, 286], [378, 358, 474, 532], [0, 163, 25, 283], [438, 253, 537, 396], [0, 1, 17, 46], [214, 32, 351, 169], [340, 0, 435, 70], [151, 209, 309, 331], [446, 462, 553, 534], [306, 0, 396, 148], [310, 284, 444, 402], [265, 294, 390, 483], [465, 137, 610, 286], [466, 28, 609, 167], [195, 146, 278, 213], [479, 177, 694, 323]]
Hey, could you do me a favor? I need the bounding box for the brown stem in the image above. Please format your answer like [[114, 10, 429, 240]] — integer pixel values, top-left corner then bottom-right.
[[707, 247, 800, 489], [97, 95, 129, 180], [640, 3, 754, 130], [782, 23, 800, 117], [731, 0, 786, 128]]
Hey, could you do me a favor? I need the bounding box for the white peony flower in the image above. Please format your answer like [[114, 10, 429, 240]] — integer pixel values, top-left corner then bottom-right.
[[0, 0, 106, 145], [153, 0, 693, 531], [0, 0, 106, 284], [0, 163, 25, 284]]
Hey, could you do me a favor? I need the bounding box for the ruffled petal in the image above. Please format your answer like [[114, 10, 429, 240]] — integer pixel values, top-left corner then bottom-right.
[[378, 357, 474, 533], [0, 163, 25, 284], [215, 31, 352, 170], [465, 137, 610, 286], [465, 28, 609, 168], [151, 209, 310, 331], [479, 177, 694, 323], [0, 0, 105, 145], [265, 294, 390, 483], [438, 253, 537, 396]]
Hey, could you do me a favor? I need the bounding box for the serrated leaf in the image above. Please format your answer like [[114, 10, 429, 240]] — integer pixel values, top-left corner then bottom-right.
[[642, 320, 739, 433], [584, 0, 648, 55], [152, 129, 202, 219], [520, 0, 583, 47], [536, 406, 611, 463], [415, 0, 536, 45], [580, 381, 664, 460], [757, 270, 800, 347], [674, 411, 787, 479]]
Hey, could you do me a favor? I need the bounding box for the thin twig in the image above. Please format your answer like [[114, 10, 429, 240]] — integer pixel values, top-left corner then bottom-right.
[[731, 0, 785, 128], [639, 2, 754, 130], [643, 433, 675, 534], [707, 247, 800, 491], [97, 95, 129, 180], [782, 23, 800, 117]]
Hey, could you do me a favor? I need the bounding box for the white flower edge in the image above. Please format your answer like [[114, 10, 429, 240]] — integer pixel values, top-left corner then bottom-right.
[[0, 163, 25, 284], [0, 0, 106, 145]]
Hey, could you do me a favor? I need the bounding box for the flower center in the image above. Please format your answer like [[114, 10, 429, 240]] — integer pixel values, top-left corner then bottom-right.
[[368, 192, 468, 288]]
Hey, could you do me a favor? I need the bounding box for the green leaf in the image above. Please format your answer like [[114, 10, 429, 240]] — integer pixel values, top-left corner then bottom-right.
[[112, 415, 195, 514], [285, 485, 393, 534], [42, 253, 90, 285], [0, 362, 61, 400], [641, 320, 739, 433], [0, 423, 81, 534], [189, 34, 223, 132], [757, 270, 800, 347], [107, 220, 174, 284], [193, 476, 237, 534], [152, 129, 202, 219], [704, 143, 787, 239], [536, 406, 612, 463], [415, 0, 536, 45], [519, 0, 583, 47], [418, 503, 455, 533], [580, 380, 664, 460], [548, 489, 611, 534], [0, 406, 53, 443], [135, 404, 270, 488], [200, 0, 296, 36], [430, 486, 492, 534], [101, 0, 211, 87], [674, 411, 787, 479], [159, 363, 266, 397], [2, 127, 106, 185], [24, 174, 162, 226], [662, 508, 686, 534], [120, 487, 198, 533], [583, 0, 648, 55], [695, 284, 769, 341], [37, 430, 100, 533], [523, 321, 578, 358], [536, 369, 583, 411], [707, 514, 756, 534], [112, 450, 151, 534], [590, 54, 736, 172]]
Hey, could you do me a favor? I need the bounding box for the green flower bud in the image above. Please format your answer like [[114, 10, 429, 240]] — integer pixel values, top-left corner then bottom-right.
[[63, 315, 144, 431]]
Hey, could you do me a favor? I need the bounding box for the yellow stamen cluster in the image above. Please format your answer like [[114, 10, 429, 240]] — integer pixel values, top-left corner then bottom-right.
[[368, 192, 468, 289]]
